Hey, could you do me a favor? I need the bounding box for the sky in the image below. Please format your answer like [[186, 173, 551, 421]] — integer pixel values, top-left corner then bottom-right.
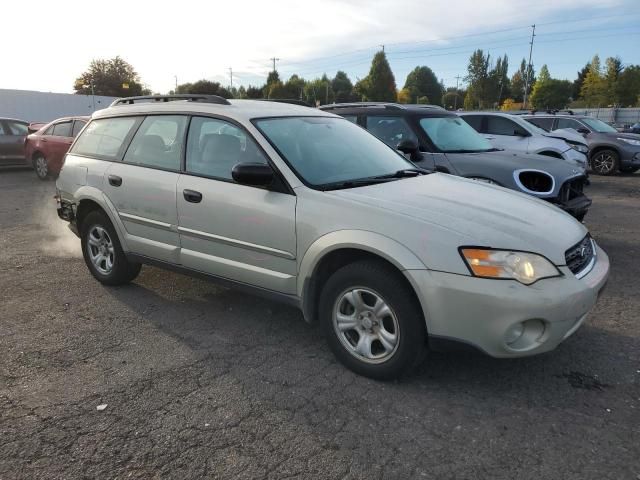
[[2, 0, 639, 94]]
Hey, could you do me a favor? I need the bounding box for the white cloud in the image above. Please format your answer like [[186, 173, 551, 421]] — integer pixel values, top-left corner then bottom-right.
[[1, 0, 624, 93]]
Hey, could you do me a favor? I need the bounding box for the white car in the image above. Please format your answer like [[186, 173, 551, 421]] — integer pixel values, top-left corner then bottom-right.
[[55, 95, 609, 379], [460, 112, 589, 169]]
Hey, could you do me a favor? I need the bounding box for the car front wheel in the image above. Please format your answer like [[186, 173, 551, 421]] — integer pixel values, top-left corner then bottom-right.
[[590, 149, 619, 175], [34, 154, 49, 180], [319, 260, 426, 380], [80, 210, 141, 286]]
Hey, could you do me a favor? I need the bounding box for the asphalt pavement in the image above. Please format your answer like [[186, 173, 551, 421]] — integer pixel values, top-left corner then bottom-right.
[[1, 168, 638, 479]]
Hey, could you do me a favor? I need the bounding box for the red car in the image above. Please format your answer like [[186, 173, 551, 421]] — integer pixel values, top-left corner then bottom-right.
[[24, 116, 89, 179]]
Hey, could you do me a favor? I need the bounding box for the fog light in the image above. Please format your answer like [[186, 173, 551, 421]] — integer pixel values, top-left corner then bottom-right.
[[505, 322, 525, 346]]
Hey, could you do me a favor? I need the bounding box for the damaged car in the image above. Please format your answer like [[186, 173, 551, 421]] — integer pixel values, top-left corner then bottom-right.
[[321, 103, 591, 220]]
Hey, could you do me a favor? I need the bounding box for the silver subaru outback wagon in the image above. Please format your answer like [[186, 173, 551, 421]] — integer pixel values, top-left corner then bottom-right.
[[55, 95, 609, 379]]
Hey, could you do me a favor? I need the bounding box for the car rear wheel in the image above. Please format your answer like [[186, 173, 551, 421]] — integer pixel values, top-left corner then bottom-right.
[[319, 260, 426, 380], [34, 154, 49, 180], [80, 210, 141, 286], [590, 149, 619, 175]]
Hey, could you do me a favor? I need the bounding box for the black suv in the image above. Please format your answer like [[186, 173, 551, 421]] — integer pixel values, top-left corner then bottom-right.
[[320, 103, 592, 220], [522, 112, 640, 175]]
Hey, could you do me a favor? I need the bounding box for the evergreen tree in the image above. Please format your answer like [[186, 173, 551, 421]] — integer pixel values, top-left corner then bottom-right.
[[360, 51, 397, 102], [331, 71, 355, 103], [580, 55, 608, 106], [572, 63, 591, 99], [403, 66, 443, 105]]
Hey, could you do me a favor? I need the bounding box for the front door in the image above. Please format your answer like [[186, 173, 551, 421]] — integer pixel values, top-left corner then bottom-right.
[[0, 120, 27, 163], [484, 115, 530, 153], [101, 115, 186, 264], [47, 120, 74, 167], [176, 116, 297, 294]]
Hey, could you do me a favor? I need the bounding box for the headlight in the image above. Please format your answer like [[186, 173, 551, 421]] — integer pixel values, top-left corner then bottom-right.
[[568, 142, 589, 153], [618, 137, 640, 146], [460, 248, 561, 285]]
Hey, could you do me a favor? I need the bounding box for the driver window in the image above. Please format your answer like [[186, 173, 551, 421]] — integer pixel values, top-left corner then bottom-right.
[[123, 115, 187, 170], [365, 116, 418, 148], [486, 116, 519, 136], [185, 116, 268, 180]]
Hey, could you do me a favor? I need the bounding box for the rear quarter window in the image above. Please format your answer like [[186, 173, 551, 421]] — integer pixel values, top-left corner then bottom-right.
[[70, 117, 138, 160], [461, 115, 483, 132]]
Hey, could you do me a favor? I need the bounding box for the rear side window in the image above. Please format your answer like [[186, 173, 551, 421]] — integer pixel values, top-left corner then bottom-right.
[[556, 118, 583, 131], [71, 117, 138, 160], [185, 117, 268, 180], [342, 115, 358, 124], [461, 115, 483, 132], [525, 117, 554, 131], [52, 121, 72, 137], [485, 116, 518, 136], [72, 120, 86, 137], [123, 115, 187, 170]]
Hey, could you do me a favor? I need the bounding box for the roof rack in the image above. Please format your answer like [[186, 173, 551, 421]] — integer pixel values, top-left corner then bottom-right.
[[319, 102, 445, 111], [110, 94, 231, 107], [319, 102, 404, 111], [259, 98, 311, 107], [512, 109, 575, 116]]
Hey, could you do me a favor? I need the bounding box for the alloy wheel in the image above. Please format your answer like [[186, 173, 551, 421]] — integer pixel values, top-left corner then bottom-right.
[[332, 287, 400, 364], [592, 153, 615, 174], [35, 156, 48, 179], [87, 226, 115, 275]]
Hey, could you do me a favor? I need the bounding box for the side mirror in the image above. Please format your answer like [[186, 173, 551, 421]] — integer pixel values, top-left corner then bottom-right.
[[232, 162, 274, 187], [576, 128, 590, 135]]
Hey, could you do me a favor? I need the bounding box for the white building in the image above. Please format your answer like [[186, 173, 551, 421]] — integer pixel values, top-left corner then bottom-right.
[[0, 89, 118, 122]]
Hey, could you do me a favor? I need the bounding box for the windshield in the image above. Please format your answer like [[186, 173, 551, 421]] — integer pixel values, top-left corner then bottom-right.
[[582, 118, 617, 133], [254, 116, 415, 188], [419, 116, 494, 153]]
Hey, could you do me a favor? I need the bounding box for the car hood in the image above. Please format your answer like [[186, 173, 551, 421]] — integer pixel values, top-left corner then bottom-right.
[[443, 149, 585, 178], [543, 128, 586, 145], [329, 173, 587, 265]]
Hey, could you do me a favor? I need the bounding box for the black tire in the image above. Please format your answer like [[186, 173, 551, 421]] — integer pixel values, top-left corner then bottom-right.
[[619, 166, 639, 174], [319, 260, 426, 380], [590, 149, 619, 175], [33, 154, 49, 180], [80, 210, 141, 286]]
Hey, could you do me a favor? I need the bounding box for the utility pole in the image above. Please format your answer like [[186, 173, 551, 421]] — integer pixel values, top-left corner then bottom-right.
[[270, 57, 280, 72], [522, 24, 536, 110], [454, 75, 462, 110], [174, 75, 178, 93], [380, 44, 385, 52], [228, 67, 233, 90]]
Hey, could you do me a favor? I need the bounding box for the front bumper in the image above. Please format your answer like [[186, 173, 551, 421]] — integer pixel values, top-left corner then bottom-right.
[[406, 243, 609, 357], [563, 148, 588, 168], [619, 149, 640, 169]]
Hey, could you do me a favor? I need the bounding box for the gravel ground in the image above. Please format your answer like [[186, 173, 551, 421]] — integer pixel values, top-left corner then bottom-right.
[[1, 168, 638, 480]]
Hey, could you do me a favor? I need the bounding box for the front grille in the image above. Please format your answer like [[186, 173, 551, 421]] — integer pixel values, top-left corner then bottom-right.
[[558, 177, 585, 204], [565, 235, 595, 275]]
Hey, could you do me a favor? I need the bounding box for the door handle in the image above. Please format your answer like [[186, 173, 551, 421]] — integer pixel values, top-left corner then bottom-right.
[[108, 175, 122, 187], [183, 189, 202, 203]]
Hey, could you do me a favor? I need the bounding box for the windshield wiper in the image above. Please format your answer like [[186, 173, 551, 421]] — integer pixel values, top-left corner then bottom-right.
[[320, 169, 428, 191]]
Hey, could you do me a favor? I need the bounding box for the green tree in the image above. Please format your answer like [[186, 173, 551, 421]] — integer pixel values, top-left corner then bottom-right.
[[331, 71, 356, 103], [303, 75, 334, 105], [464, 49, 490, 109], [359, 51, 397, 102], [403, 66, 443, 106], [284, 74, 306, 99], [580, 55, 608, 106], [572, 63, 591, 100], [74, 56, 149, 97], [175, 79, 232, 98], [245, 86, 263, 99], [616, 65, 640, 106], [442, 87, 465, 110], [530, 72, 572, 110], [510, 58, 535, 103], [604, 56, 623, 104], [397, 88, 412, 104], [492, 54, 510, 105]]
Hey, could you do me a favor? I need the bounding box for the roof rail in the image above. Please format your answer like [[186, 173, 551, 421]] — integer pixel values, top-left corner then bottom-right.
[[259, 98, 311, 107], [319, 102, 405, 110], [110, 94, 231, 107]]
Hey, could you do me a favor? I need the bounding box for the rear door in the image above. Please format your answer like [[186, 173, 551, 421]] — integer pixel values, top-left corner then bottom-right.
[[48, 121, 74, 166], [102, 115, 187, 264], [176, 116, 297, 294], [484, 115, 530, 153], [0, 120, 28, 162]]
